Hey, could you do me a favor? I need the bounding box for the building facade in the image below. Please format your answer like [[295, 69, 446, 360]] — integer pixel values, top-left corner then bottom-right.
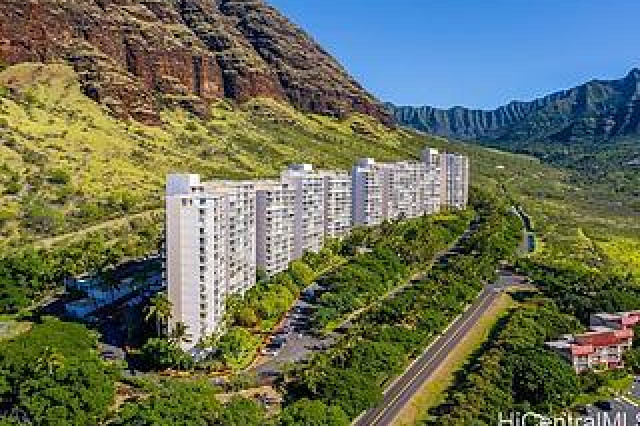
[[546, 311, 639, 372], [319, 170, 352, 239], [282, 164, 326, 259], [351, 158, 384, 227], [255, 180, 296, 276], [442, 153, 470, 209], [420, 148, 444, 215], [166, 175, 228, 348], [380, 161, 430, 220], [203, 181, 257, 295], [166, 175, 256, 348]]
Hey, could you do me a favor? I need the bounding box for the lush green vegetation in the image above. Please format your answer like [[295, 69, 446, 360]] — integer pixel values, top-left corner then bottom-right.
[[0, 317, 116, 425], [426, 292, 640, 425], [0, 62, 448, 313], [0, 215, 162, 314], [285, 191, 523, 419], [312, 212, 472, 331], [114, 380, 267, 426], [138, 338, 195, 372], [516, 259, 640, 324], [0, 63, 434, 248]]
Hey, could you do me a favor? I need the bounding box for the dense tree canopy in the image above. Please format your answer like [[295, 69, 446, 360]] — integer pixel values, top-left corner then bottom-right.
[[0, 317, 115, 425], [114, 381, 266, 426]]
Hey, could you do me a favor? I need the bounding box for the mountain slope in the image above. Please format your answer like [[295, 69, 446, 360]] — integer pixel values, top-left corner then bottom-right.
[[0, 0, 390, 124], [0, 63, 417, 250], [389, 68, 640, 143]]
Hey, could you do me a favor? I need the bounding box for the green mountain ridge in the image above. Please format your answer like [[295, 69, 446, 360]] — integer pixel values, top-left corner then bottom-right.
[[389, 68, 640, 143], [389, 68, 640, 195]]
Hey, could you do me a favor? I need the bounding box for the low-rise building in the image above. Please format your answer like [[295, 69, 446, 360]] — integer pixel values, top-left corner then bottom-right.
[[546, 311, 639, 372]]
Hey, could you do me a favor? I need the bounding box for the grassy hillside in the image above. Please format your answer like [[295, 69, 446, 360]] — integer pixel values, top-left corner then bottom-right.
[[0, 61, 638, 288], [0, 63, 427, 251]]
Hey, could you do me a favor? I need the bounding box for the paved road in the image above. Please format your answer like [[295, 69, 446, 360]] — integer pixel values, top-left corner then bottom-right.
[[354, 269, 525, 426], [585, 398, 640, 425], [631, 377, 640, 400]]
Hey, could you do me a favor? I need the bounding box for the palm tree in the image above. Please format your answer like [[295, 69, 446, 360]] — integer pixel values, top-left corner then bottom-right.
[[170, 321, 191, 345], [144, 292, 172, 336]]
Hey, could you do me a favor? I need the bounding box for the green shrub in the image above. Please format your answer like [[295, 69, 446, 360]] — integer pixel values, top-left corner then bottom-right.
[[139, 338, 194, 371], [47, 168, 71, 185]]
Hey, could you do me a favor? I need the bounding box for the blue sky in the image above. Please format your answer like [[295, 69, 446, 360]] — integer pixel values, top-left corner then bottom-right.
[[268, 0, 640, 109]]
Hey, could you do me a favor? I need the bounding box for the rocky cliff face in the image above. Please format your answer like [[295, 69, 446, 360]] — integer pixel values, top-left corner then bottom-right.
[[0, 0, 391, 124], [389, 69, 640, 144]]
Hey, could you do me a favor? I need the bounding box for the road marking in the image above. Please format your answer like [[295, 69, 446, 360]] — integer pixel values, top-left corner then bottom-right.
[[382, 310, 464, 396], [363, 289, 498, 426]]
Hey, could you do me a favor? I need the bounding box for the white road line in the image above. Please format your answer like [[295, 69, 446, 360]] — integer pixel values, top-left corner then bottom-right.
[[365, 289, 497, 426]]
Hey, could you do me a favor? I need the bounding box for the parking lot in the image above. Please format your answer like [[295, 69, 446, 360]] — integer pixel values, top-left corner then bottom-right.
[[252, 285, 337, 376]]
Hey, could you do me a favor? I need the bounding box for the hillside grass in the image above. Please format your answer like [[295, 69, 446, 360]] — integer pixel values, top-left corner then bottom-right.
[[0, 62, 638, 279], [0, 63, 428, 251]]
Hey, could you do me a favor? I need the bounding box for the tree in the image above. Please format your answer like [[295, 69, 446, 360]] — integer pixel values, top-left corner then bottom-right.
[[138, 338, 193, 371], [0, 318, 115, 425], [218, 396, 266, 426], [216, 327, 259, 370], [170, 321, 191, 346], [279, 399, 349, 426], [289, 260, 315, 289], [145, 292, 172, 336], [235, 306, 260, 328], [509, 349, 580, 412], [115, 380, 221, 425], [624, 348, 640, 374]]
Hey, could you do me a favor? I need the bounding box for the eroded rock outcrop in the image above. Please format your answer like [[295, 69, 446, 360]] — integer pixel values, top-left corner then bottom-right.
[[0, 0, 391, 124]]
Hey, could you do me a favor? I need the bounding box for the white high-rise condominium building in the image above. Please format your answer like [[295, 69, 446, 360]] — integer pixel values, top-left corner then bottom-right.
[[319, 170, 352, 239], [204, 181, 257, 295], [165, 148, 469, 349], [165, 174, 256, 349], [255, 180, 295, 276], [421, 148, 444, 214], [442, 153, 470, 209], [379, 161, 429, 220], [282, 164, 326, 259], [352, 158, 384, 227]]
